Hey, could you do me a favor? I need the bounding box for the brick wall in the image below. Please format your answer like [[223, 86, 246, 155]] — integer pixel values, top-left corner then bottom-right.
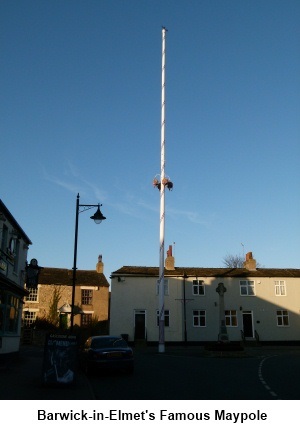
[[24, 283, 109, 325]]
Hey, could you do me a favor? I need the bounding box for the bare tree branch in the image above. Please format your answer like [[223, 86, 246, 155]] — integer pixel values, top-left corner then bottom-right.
[[223, 253, 262, 268], [223, 254, 244, 268]]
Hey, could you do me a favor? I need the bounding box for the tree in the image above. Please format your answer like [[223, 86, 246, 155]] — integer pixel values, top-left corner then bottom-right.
[[223, 253, 262, 268], [47, 286, 62, 327], [223, 254, 244, 268]]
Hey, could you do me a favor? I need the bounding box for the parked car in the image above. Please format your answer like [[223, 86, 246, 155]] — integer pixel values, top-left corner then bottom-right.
[[80, 335, 134, 374]]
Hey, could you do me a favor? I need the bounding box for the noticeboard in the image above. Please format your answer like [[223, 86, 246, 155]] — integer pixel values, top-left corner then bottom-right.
[[42, 333, 78, 385]]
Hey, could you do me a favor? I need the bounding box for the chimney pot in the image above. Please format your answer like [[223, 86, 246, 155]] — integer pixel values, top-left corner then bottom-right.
[[165, 245, 175, 270], [246, 252, 253, 260], [96, 255, 104, 273], [243, 251, 256, 270]]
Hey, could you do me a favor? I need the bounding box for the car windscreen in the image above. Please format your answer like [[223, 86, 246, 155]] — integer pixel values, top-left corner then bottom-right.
[[91, 338, 128, 349]]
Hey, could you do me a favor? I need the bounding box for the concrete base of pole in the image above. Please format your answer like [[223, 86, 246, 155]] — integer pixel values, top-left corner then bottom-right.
[[158, 344, 165, 353]]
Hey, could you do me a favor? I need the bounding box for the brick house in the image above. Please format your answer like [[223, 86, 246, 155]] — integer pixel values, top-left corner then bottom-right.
[[23, 256, 109, 330]]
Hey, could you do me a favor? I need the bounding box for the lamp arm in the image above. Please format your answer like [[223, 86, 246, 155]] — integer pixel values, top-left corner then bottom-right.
[[78, 203, 100, 214]]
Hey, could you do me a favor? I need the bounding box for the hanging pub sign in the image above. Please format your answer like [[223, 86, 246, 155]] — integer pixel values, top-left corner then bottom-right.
[[42, 333, 78, 386], [25, 258, 42, 289]]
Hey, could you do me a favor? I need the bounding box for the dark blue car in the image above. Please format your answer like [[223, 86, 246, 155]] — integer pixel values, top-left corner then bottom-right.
[[80, 335, 134, 374]]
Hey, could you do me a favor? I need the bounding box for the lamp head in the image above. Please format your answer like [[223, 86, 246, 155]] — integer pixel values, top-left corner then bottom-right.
[[90, 204, 106, 224]]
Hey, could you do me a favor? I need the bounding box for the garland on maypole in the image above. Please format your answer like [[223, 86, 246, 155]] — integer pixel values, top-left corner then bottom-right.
[[153, 27, 173, 353]]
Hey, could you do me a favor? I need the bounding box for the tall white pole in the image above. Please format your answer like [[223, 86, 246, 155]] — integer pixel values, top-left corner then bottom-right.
[[158, 27, 167, 353]]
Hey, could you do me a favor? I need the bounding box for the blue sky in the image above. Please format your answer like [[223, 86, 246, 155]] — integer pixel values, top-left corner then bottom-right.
[[1, 0, 299, 280]]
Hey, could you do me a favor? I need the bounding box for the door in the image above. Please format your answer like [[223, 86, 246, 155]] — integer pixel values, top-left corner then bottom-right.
[[134, 310, 146, 340], [242, 311, 253, 338]]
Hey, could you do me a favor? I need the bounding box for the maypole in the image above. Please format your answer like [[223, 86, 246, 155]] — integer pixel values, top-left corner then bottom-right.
[[153, 27, 173, 353]]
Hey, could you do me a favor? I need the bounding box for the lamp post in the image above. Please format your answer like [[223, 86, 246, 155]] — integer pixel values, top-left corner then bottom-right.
[[70, 193, 106, 332]]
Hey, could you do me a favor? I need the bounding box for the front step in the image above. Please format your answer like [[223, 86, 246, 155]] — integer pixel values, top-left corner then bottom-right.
[[243, 339, 260, 347]]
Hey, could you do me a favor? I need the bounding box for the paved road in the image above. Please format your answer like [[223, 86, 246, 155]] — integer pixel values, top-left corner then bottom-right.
[[1, 345, 300, 400], [259, 355, 300, 399], [88, 347, 300, 400]]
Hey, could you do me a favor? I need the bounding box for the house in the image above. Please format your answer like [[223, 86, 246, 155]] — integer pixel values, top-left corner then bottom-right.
[[23, 255, 110, 331], [110, 248, 300, 345], [0, 199, 32, 357]]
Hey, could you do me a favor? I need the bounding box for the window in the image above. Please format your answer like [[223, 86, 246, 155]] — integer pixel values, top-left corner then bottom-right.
[[0, 306, 3, 333], [277, 310, 289, 326], [156, 310, 170, 327], [13, 240, 20, 272], [0, 292, 19, 334], [0, 224, 8, 252], [81, 289, 93, 305], [0, 290, 6, 333], [275, 281, 286, 296], [23, 310, 37, 327], [25, 287, 39, 302], [156, 279, 169, 296], [193, 280, 205, 295], [8, 237, 16, 255], [240, 280, 255, 296], [225, 310, 238, 327], [7, 295, 20, 332], [0, 292, 20, 334], [81, 313, 93, 327], [193, 310, 206, 327]]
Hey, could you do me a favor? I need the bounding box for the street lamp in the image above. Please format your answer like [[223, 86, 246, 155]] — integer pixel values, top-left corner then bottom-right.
[[70, 193, 106, 331]]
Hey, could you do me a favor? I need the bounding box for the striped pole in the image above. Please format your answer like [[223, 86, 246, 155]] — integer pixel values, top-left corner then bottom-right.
[[158, 27, 167, 353]]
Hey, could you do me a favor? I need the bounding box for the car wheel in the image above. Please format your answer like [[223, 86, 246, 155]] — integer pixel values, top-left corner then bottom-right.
[[127, 365, 134, 374]]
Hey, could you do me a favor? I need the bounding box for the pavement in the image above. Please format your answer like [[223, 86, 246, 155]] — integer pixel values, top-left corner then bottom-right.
[[0, 344, 95, 400], [1, 343, 300, 400]]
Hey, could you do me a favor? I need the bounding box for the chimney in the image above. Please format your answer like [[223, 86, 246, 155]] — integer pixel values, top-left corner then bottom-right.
[[165, 245, 175, 270], [96, 254, 104, 274], [243, 251, 256, 271]]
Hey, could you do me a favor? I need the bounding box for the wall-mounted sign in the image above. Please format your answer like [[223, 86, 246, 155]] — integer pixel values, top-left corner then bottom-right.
[[0, 259, 7, 273]]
